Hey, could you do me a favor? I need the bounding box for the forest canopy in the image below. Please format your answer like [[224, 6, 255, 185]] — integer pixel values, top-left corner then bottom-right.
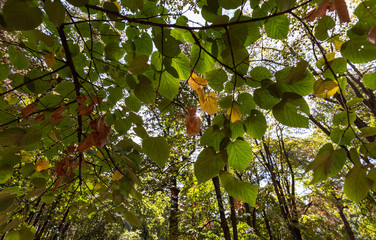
[[0, 0, 376, 239]]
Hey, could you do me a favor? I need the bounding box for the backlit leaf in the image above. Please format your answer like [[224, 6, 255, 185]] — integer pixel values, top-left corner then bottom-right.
[[142, 137, 169, 168], [220, 172, 258, 206], [36, 159, 49, 172], [200, 92, 220, 115], [226, 105, 241, 123], [314, 79, 338, 98], [188, 73, 207, 91], [227, 139, 253, 172], [194, 147, 225, 184], [344, 166, 372, 202]]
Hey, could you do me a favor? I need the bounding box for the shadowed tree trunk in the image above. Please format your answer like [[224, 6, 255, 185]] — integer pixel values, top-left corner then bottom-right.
[[168, 176, 180, 240], [212, 176, 231, 240]]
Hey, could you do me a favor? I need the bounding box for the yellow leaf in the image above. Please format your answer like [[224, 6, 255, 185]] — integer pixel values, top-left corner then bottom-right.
[[226, 105, 241, 123], [94, 183, 102, 190], [21, 152, 32, 162], [97, 150, 103, 159], [45, 51, 57, 68], [36, 159, 49, 172], [49, 129, 61, 142], [200, 92, 219, 115], [113, 170, 123, 181], [314, 79, 339, 98], [189, 73, 207, 91], [333, 38, 344, 51], [195, 88, 205, 102], [7, 93, 18, 105]]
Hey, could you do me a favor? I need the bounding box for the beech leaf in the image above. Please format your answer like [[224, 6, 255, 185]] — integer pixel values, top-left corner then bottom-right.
[[200, 92, 220, 115], [185, 107, 200, 136]]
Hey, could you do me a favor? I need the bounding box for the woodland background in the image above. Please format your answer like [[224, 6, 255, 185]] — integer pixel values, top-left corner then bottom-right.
[[0, 0, 376, 239]]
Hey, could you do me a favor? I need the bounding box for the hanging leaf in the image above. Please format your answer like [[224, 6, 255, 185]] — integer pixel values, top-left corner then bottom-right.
[[314, 79, 338, 98], [334, 0, 350, 23], [306, 0, 329, 22], [113, 170, 124, 181], [76, 95, 88, 105], [200, 126, 226, 151], [45, 51, 57, 68], [226, 139, 253, 172], [44, 0, 65, 27], [284, 60, 309, 85], [76, 103, 95, 116], [185, 107, 200, 136], [142, 137, 169, 168], [194, 147, 225, 184], [200, 92, 220, 115], [188, 73, 207, 91], [21, 104, 38, 117], [220, 171, 258, 206], [8, 45, 30, 70], [51, 106, 64, 123], [226, 105, 241, 123], [244, 110, 267, 140], [3, 0, 43, 31], [343, 166, 372, 202], [363, 72, 376, 90], [35, 159, 49, 172], [265, 15, 289, 39]]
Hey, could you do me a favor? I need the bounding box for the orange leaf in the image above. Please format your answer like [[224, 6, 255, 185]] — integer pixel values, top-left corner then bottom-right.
[[185, 107, 200, 136], [21, 103, 38, 117], [226, 105, 241, 123], [55, 161, 66, 176], [76, 95, 87, 104], [200, 92, 220, 115], [76, 103, 94, 116], [36, 159, 49, 172], [195, 88, 205, 102], [334, 0, 350, 23], [188, 73, 207, 91], [367, 26, 376, 45], [45, 51, 57, 68], [113, 170, 124, 181]]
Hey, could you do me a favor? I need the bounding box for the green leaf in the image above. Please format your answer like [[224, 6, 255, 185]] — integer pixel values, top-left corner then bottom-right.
[[171, 53, 191, 80], [8, 46, 30, 70], [265, 15, 289, 39], [134, 77, 156, 104], [307, 143, 347, 184], [284, 61, 309, 85], [128, 55, 149, 74], [354, 0, 376, 25], [142, 137, 169, 168], [230, 121, 245, 139], [3, 0, 42, 31], [124, 211, 141, 228], [114, 119, 131, 135], [244, 110, 267, 140], [205, 68, 227, 92], [272, 93, 309, 128], [332, 111, 356, 126], [67, 0, 89, 7], [275, 0, 296, 11], [0, 64, 10, 81], [220, 172, 258, 206], [276, 66, 314, 96], [323, 58, 347, 79], [315, 16, 335, 41], [218, 0, 242, 9], [0, 193, 16, 213], [363, 72, 376, 90], [330, 127, 355, 146], [153, 29, 181, 58], [44, 0, 65, 27], [229, 19, 261, 46], [0, 165, 13, 183], [191, 44, 215, 74], [124, 93, 142, 112], [344, 166, 372, 203], [237, 92, 256, 115], [135, 32, 153, 56], [5, 230, 20, 240], [200, 127, 226, 151], [158, 71, 179, 100], [194, 147, 225, 184], [226, 139, 253, 172], [18, 225, 35, 240], [253, 88, 280, 109], [341, 39, 376, 63]]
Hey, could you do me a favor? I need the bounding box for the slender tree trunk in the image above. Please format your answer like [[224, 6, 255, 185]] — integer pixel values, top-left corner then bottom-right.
[[335, 202, 356, 240], [168, 176, 180, 240], [212, 177, 231, 240], [263, 210, 273, 240], [229, 196, 238, 240], [245, 203, 260, 237]]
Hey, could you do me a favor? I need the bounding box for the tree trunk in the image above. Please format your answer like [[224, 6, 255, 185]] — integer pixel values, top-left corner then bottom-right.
[[229, 196, 238, 240], [335, 202, 356, 240], [168, 176, 180, 240], [212, 177, 231, 240]]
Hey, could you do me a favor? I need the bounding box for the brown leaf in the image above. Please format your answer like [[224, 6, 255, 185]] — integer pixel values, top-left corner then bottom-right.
[[176, 114, 185, 119], [76, 103, 94, 116], [55, 162, 66, 177], [367, 26, 376, 45], [334, 0, 350, 23], [328, 1, 335, 11], [306, 0, 329, 22], [76, 95, 87, 105], [35, 114, 45, 122], [92, 97, 103, 105], [51, 106, 64, 123], [21, 103, 38, 117], [185, 107, 200, 136]]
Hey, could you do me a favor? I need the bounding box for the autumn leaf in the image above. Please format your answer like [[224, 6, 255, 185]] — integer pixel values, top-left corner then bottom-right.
[[306, 0, 329, 22], [76, 103, 94, 116], [227, 105, 241, 123], [76, 95, 87, 104], [113, 170, 123, 181], [185, 107, 200, 136], [51, 106, 64, 123], [45, 51, 57, 67], [92, 96, 103, 105], [189, 73, 207, 91], [35, 114, 45, 122], [200, 92, 220, 115], [21, 103, 38, 117], [334, 0, 350, 23], [314, 79, 339, 98], [36, 159, 49, 172], [367, 26, 376, 45]]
